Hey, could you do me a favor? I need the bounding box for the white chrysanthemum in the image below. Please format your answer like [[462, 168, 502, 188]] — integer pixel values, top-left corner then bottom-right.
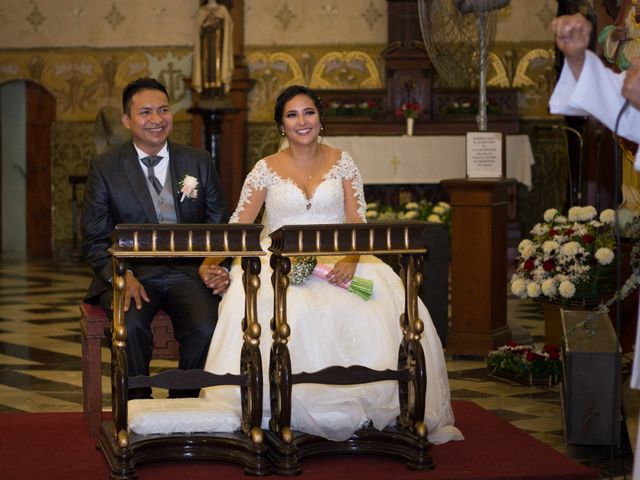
[[520, 244, 536, 260], [579, 205, 597, 221], [541, 278, 557, 297], [589, 220, 603, 228], [397, 212, 406, 220], [526, 282, 541, 298], [405, 202, 419, 210], [560, 241, 581, 257], [567, 206, 582, 222], [404, 210, 420, 220], [365, 210, 378, 219], [518, 239, 533, 254], [542, 240, 560, 255], [599, 209, 616, 225], [511, 278, 527, 298], [543, 208, 558, 223], [366, 202, 379, 209], [437, 201, 450, 209], [427, 214, 442, 223], [531, 223, 549, 236], [432, 205, 445, 214], [555, 215, 567, 224], [595, 247, 614, 265], [559, 279, 576, 298], [379, 211, 396, 220]]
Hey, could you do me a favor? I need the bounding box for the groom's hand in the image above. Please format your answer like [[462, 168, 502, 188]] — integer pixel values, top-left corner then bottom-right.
[[199, 264, 230, 295], [123, 271, 150, 312]]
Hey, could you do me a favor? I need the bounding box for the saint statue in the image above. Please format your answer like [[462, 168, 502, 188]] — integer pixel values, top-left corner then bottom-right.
[[192, 0, 234, 99], [599, 0, 640, 71]]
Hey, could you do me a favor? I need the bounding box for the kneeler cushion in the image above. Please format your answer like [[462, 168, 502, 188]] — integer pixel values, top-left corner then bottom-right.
[[128, 398, 240, 435]]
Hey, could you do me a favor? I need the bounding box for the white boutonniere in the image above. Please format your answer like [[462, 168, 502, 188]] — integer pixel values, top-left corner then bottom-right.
[[178, 174, 199, 202]]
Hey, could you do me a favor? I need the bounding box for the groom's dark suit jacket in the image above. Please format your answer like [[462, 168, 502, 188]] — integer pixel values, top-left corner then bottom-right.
[[81, 140, 228, 304]]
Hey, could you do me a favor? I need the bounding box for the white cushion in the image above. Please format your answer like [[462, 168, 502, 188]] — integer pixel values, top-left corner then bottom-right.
[[128, 398, 241, 435]]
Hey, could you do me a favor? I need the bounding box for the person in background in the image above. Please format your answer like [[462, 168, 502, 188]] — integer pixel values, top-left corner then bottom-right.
[[550, 12, 640, 479]]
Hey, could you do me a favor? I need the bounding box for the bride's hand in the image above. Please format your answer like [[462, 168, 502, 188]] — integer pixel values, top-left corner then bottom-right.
[[326, 256, 358, 285]]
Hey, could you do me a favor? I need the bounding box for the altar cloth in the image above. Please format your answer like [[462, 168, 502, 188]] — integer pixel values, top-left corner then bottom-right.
[[325, 134, 534, 189]]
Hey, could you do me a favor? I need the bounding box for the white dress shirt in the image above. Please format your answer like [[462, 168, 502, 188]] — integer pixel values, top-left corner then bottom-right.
[[133, 143, 170, 186]]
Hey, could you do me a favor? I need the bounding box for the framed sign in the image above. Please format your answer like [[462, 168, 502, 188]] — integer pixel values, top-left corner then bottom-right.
[[465, 132, 505, 179]]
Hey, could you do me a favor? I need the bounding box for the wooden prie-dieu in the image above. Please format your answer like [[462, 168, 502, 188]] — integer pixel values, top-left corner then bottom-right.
[[266, 221, 434, 473], [97, 224, 270, 478]]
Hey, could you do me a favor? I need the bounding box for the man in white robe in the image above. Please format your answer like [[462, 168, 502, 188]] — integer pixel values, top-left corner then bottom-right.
[[549, 13, 640, 164], [549, 13, 640, 478]]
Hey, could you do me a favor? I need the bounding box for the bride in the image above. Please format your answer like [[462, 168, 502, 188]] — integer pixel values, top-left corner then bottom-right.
[[199, 85, 463, 444]]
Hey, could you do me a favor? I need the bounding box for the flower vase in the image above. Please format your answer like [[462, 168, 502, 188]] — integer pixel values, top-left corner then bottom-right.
[[406, 117, 414, 137]]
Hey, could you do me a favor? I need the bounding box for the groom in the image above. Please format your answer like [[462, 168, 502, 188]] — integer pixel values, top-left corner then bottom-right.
[[81, 77, 230, 399]]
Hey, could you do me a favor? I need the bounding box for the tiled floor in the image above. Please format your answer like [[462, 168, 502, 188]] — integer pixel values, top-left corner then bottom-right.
[[0, 258, 634, 478]]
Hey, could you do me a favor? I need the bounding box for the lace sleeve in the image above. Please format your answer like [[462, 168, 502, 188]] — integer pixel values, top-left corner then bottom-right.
[[336, 151, 367, 222], [229, 159, 274, 224]]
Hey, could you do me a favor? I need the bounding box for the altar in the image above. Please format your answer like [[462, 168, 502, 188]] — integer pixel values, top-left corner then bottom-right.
[[325, 135, 534, 188]]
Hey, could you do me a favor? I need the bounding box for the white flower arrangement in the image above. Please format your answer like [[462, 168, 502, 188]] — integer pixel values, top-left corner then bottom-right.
[[510, 205, 616, 302], [178, 174, 199, 202], [365, 199, 451, 224]]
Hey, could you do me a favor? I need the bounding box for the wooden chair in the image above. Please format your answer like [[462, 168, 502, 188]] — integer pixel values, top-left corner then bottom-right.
[[266, 222, 434, 474], [96, 224, 270, 478], [80, 303, 178, 436]]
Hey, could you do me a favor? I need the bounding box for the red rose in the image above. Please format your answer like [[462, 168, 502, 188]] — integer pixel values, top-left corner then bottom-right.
[[526, 351, 541, 362], [565, 228, 574, 236], [542, 259, 554, 271], [524, 259, 535, 271], [582, 234, 594, 244]]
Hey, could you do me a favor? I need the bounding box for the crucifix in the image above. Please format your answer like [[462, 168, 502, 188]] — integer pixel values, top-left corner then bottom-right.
[[390, 155, 401, 175]]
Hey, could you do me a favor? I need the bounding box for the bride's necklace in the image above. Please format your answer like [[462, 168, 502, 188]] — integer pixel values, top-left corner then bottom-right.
[[292, 148, 325, 210]]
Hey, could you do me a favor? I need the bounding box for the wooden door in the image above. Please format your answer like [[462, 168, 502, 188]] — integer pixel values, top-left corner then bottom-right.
[[25, 82, 55, 258]]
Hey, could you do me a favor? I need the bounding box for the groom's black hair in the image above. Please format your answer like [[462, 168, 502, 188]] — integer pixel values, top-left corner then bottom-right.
[[274, 85, 324, 131], [122, 77, 169, 115]]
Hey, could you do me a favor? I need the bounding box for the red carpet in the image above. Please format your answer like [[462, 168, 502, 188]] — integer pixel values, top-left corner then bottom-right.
[[0, 400, 596, 480]]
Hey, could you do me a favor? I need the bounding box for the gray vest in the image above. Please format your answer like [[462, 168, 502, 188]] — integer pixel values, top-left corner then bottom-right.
[[148, 171, 177, 224]]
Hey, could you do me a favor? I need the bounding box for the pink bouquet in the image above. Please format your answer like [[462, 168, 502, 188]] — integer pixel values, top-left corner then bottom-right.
[[289, 256, 374, 301]]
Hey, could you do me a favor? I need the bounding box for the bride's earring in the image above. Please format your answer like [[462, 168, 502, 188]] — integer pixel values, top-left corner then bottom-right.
[[280, 128, 285, 137], [320, 125, 324, 136]]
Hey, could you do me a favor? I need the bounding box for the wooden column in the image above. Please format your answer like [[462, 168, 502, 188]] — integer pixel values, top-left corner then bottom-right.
[[442, 179, 514, 356]]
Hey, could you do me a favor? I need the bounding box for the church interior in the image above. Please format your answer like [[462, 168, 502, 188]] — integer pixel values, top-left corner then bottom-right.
[[0, 0, 638, 478]]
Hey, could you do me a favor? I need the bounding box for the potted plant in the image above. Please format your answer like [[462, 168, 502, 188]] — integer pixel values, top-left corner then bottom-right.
[[510, 205, 616, 345], [487, 342, 562, 386]]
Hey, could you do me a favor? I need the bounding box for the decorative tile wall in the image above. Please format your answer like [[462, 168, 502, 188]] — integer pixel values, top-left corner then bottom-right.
[[0, 0, 563, 253]]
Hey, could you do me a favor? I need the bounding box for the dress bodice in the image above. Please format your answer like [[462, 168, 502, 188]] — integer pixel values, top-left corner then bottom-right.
[[230, 151, 367, 234]]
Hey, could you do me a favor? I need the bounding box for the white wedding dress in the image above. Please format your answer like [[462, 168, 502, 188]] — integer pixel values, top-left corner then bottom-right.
[[202, 151, 463, 444]]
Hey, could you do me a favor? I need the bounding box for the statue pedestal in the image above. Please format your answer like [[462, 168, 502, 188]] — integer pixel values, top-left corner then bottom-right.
[[188, 105, 238, 209], [442, 178, 514, 356]]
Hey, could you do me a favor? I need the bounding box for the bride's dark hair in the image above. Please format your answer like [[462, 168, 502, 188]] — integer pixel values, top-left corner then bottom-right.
[[274, 85, 325, 133]]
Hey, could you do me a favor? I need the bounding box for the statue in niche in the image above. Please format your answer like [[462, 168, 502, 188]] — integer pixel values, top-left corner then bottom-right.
[[94, 103, 129, 156], [192, 0, 234, 103], [599, 0, 640, 71]]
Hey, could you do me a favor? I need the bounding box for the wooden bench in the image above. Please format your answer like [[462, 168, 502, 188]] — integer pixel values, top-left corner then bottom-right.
[[79, 302, 179, 436]]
